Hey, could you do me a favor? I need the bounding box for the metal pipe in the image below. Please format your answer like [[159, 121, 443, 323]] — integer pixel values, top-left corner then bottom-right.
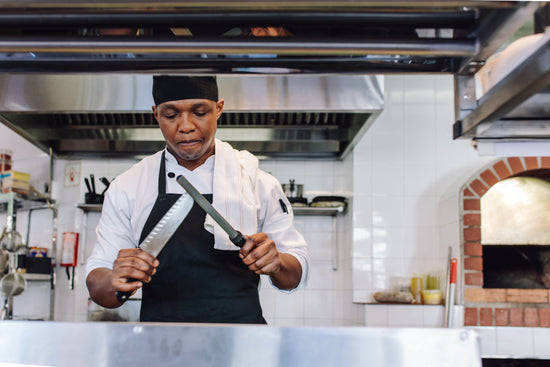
[[0, 38, 477, 56], [0, 11, 477, 28]]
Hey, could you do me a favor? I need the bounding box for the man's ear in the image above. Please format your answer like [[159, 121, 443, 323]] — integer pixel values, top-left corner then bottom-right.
[[152, 105, 159, 124], [216, 99, 224, 119]]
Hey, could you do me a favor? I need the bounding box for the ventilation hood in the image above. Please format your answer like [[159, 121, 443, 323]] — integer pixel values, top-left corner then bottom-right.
[[0, 74, 383, 159]]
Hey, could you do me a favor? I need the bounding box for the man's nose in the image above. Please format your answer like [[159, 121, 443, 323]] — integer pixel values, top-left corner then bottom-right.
[[177, 114, 195, 132]]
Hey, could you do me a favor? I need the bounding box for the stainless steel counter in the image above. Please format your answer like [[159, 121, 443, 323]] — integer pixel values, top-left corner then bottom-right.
[[0, 321, 481, 367]]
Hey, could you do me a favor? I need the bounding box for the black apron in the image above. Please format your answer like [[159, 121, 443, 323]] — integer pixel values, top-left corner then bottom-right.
[[140, 152, 266, 324]]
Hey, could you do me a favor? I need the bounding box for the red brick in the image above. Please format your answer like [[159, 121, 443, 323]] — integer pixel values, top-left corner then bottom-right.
[[464, 242, 483, 256], [464, 288, 505, 303], [463, 198, 480, 211], [463, 213, 481, 226], [464, 257, 483, 271], [464, 227, 481, 241], [480, 169, 499, 188], [470, 179, 489, 196], [495, 308, 509, 326], [493, 160, 512, 180], [480, 308, 493, 326], [525, 308, 538, 327], [507, 157, 524, 174], [463, 188, 475, 197], [465, 273, 483, 286], [507, 289, 548, 303], [524, 157, 539, 170], [464, 307, 478, 326], [540, 309, 550, 327], [542, 157, 550, 169], [510, 308, 523, 326]]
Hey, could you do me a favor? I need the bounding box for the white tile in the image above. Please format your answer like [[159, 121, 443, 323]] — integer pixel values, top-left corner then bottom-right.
[[372, 162, 404, 196], [303, 318, 334, 327], [384, 75, 404, 105], [302, 231, 333, 262], [274, 290, 304, 319], [533, 328, 550, 358], [372, 226, 404, 258], [372, 195, 405, 227], [404, 75, 435, 106], [352, 227, 372, 258], [404, 196, 439, 227], [372, 132, 404, 165], [496, 327, 535, 357], [365, 304, 388, 326], [307, 260, 335, 290], [401, 226, 438, 259], [387, 305, 424, 327], [303, 289, 333, 319], [352, 258, 372, 291], [422, 305, 444, 327], [403, 163, 437, 197], [259, 287, 276, 319], [271, 318, 303, 327]]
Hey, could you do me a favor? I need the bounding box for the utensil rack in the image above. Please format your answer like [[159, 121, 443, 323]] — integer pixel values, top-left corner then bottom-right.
[[0, 192, 57, 320]]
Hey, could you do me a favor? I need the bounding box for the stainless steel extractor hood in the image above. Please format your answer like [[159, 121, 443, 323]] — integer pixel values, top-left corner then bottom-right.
[[0, 74, 384, 159]]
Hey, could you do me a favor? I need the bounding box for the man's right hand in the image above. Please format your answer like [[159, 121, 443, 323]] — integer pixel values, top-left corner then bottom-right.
[[86, 248, 159, 308]]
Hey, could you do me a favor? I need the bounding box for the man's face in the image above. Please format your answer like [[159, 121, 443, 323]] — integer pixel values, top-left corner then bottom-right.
[[153, 98, 224, 170]]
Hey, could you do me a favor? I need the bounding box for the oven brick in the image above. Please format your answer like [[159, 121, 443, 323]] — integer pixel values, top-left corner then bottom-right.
[[510, 308, 523, 327], [464, 307, 478, 326], [507, 157, 524, 174], [524, 308, 538, 327], [463, 188, 475, 197], [464, 288, 505, 303], [542, 157, 550, 169], [480, 308, 493, 326], [463, 198, 480, 211], [480, 169, 499, 188], [495, 308, 509, 326], [524, 157, 539, 170], [470, 179, 489, 196], [465, 273, 483, 286], [463, 227, 481, 242], [539, 309, 550, 327], [493, 161, 512, 180], [507, 289, 548, 303], [464, 242, 482, 256], [463, 213, 481, 226], [464, 257, 483, 271]]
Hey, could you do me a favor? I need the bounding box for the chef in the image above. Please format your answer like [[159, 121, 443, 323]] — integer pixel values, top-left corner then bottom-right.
[[85, 75, 309, 324]]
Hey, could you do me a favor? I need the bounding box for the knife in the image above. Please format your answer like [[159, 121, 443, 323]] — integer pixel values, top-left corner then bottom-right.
[[115, 193, 194, 303], [176, 174, 247, 247]]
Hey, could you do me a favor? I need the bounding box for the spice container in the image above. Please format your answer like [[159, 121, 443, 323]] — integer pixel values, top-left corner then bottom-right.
[[410, 275, 423, 304]]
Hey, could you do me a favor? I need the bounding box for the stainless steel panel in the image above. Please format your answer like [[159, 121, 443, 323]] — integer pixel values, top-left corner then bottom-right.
[[0, 321, 482, 367]]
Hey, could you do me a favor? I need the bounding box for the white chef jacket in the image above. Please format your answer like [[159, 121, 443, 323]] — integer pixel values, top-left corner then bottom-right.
[[86, 148, 310, 291]]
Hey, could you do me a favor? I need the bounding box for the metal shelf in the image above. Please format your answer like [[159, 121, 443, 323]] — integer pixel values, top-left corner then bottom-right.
[[22, 273, 51, 281], [77, 203, 102, 213]]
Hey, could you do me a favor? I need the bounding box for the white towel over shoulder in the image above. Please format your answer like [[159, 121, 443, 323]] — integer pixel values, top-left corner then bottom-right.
[[205, 139, 259, 250]]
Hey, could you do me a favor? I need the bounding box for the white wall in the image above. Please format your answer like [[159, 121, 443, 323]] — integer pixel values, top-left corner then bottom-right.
[[352, 75, 493, 321]]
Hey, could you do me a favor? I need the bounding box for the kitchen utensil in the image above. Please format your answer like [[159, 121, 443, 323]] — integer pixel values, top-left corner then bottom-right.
[[443, 246, 452, 327], [0, 249, 7, 275], [84, 177, 92, 194], [176, 175, 246, 247], [90, 174, 96, 195], [282, 179, 304, 199], [115, 193, 195, 303], [99, 177, 110, 195], [0, 272, 26, 297], [446, 258, 458, 327]]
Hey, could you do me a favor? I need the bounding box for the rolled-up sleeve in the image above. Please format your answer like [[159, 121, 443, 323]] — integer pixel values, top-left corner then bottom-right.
[[256, 172, 310, 292]]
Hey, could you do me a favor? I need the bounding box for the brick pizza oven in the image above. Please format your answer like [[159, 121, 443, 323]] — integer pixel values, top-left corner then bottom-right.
[[461, 156, 550, 327]]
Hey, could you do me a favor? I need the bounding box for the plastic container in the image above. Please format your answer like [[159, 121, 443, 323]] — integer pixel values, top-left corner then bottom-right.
[[422, 290, 443, 305], [0, 149, 12, 161], [0, 159, 12, 172], [411, 275, 423, 304]]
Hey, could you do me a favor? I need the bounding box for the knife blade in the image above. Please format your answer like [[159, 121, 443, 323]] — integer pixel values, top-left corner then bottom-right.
[[176, 174, 247, 247], [115, 192, 194, 303]]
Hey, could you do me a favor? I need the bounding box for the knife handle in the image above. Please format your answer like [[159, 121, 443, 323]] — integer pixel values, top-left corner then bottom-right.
[[115, 278, 137, 304], [230, 231, 247, 248]]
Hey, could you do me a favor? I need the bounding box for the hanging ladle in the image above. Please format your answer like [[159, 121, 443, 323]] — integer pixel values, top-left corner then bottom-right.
[[0, 272, 26, 297]]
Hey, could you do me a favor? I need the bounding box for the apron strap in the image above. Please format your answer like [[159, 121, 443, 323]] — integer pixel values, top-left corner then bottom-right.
[[158, 150, 167, 199]]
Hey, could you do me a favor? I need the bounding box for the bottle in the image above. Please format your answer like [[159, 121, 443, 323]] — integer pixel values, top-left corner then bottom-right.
[[411, 275, 423, 304]]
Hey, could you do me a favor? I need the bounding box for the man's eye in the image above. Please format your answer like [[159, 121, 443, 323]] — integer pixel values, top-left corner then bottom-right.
[[194, 111, 207, 117], [164, 114, 177, 119]]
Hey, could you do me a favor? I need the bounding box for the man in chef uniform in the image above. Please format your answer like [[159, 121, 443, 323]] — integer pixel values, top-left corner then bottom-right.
[[85, 75, 309, 324]]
